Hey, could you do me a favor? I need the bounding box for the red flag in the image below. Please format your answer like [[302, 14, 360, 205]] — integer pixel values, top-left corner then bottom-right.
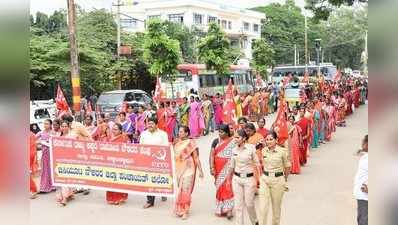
[[334, 69, 342, 82], [55, 84, 70, 117], [273, 98, 288, 145], [223, 79, 237, 125], [153, 76, 161, 103]]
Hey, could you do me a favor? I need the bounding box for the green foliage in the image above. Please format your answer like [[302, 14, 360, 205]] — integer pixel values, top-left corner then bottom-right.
[[163, 21, 198, 63], [305, 0, 368, 21], [143, 19, 182, 80], [30, 9, 147, 100], [253, 3, 305, 66], [252, 38, 275, 79], [198, 22, 231, 76], [253, 1, 366, 70], [320, 7, 367, 69]]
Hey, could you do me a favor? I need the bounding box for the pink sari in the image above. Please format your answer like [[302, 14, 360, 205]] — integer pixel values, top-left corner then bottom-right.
[[174, 139, 198, 216], [135, 112, 147, 135], [214, 98, 223, 127], [189, 101, 200, 138]]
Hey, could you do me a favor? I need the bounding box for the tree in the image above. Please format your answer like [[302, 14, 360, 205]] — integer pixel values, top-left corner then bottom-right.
[[305, 0, 368, 21], [252, 38, 275, 80], [253, 1, 306, 66], [143, 19, 182, 97], [320, 6, 367, 69], [163, 21, 198, 63], [198, 22, 231, 77]]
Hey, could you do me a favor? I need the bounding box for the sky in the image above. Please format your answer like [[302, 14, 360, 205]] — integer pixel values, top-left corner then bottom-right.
[[30, 0, 306, 15]]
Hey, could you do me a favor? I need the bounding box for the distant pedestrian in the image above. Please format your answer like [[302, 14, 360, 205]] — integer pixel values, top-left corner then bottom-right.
[[354, 135, 368, 225]]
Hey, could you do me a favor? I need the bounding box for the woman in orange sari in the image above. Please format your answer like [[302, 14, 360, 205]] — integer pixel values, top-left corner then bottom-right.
[[209, 124, 235, 219], [30, 131, 39, 199], [106, 123, 130, 205], [288, 115, 302, 174], [174, 126, 204, 219], [92, 113, 111, 141]]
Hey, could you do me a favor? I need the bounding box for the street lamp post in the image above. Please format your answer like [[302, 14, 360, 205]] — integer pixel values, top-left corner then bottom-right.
[[113, 0, 140, 89], [315, 38, 322, 76]]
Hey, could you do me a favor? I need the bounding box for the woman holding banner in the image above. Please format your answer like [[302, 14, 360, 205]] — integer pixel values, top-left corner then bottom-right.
[[56, 120, 76, 206], [105, 123, 130, 205], [174, 126, 204, 220], [209, 124, 235, 219]]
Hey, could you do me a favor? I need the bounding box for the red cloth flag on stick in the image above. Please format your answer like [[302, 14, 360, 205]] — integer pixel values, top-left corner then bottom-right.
[[223, 78, 237, 125], [273, 97, 288, 145], [55, 84, 70, 117]]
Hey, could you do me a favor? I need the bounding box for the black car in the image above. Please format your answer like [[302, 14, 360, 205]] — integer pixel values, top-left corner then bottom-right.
[[96, 90, 153, 118]]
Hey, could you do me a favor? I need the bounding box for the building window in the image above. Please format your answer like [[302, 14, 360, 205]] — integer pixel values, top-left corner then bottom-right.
[[208, 16, 217, 24], [253, 24, 259, 33], [228, 21, 232, 30], [168, 13, 184, 23], [217, 19, 221, 25], [241, 38, 248, 49], [120, 18, 137, 28], [243, 22, 250, 31], [148, 15, 160, 20], [194, 13, 204, 25], [221, 20, 227, 29]]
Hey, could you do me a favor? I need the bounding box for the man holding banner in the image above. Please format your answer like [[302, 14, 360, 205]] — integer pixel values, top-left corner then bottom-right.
[[140, 116, 170, 209]]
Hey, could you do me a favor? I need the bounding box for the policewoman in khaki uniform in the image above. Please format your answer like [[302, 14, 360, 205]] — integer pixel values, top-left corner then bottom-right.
[[230, 129, 261, 225], [258, 131, 291, 225]]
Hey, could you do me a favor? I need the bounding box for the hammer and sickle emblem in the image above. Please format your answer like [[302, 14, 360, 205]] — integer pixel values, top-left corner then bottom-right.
[[152, 149, 167, 161]]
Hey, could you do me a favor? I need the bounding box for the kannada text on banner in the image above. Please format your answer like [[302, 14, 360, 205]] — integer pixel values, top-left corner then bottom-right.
[[50, 136, 175, 197]]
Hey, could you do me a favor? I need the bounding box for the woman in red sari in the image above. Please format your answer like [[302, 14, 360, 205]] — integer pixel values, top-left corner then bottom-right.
[[174, 126, 204, 219], [166, 102, 177, 142], [336, 93, 347, 127], [288, 115, 302, 174], [209, 124, 235, 219], [30, 131, 38, 199], [92, 113, 110, 141], [106, 123, 130, 205], [157, 102, 167, 132]]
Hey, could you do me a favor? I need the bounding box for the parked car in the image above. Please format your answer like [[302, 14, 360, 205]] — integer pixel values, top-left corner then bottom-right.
[[96, 90, 153, 118], [30, 104, 53, 132]]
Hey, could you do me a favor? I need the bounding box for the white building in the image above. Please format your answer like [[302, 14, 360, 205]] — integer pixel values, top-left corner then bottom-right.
[[116, 0, 265, 60]]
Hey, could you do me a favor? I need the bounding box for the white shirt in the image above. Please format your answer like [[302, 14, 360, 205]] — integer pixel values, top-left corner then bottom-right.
[[353, 153, 368, 201], [139, 129, 169, 146]]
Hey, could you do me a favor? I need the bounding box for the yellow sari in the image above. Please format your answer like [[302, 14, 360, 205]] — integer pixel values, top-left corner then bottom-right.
[[174, 139, 198, 216]]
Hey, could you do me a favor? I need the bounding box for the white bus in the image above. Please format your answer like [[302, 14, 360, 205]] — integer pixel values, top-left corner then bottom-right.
[[271, 63, 338, 83]]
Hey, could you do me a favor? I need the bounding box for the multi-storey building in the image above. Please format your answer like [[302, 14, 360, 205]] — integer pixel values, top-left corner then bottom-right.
[[116, 0, 265, 60]]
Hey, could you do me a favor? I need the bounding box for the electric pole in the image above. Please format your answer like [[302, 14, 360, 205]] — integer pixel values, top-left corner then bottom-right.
[[294, 44, 297, 66], [115, 0, 122, 89], [67, 0, 81, 119]]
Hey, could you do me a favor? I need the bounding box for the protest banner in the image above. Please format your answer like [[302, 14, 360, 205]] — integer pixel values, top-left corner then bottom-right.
[[50, 137, 176, 197]]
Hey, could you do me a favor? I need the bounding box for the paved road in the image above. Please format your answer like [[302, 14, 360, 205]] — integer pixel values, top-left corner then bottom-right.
[[30, 104, 368, 225]]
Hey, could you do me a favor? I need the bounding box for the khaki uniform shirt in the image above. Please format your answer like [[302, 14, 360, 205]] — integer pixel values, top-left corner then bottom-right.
[[262, 145, 291, 173], [232, 143, 260, 174]]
